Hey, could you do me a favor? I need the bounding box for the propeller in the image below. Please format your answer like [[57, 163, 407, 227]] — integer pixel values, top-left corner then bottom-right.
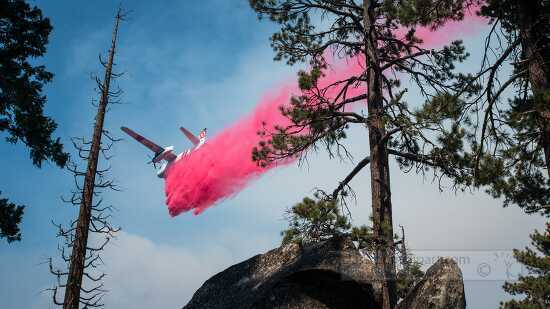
[[147, 154, 158, 169]]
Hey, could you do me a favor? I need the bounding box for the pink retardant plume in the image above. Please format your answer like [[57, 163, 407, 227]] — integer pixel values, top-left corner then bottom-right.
[[164, 87, 295, 216], [164, 61, 362, 216], [164, 10, 487, 216], [399, 5, 486, 46]]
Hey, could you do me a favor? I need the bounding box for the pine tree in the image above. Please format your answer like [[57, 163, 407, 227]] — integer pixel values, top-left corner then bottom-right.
[[482, 0, 550, 172], [500, 223, 550, 308], [443, 2, 550, 306], [282, 195, 353, 245], [461, 1, 550, 215], [249, 1, 477, 307], [282, 196, 424, 301], [0, 0, 68, 242], [0, 192, 24, 243]]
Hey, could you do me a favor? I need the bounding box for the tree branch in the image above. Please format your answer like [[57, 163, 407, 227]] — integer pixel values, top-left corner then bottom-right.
[[332, 154, 371, 200]]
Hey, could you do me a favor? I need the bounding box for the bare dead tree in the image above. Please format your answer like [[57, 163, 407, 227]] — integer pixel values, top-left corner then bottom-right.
[[48, 9, 126, 309], [396, 225, 409, 273]]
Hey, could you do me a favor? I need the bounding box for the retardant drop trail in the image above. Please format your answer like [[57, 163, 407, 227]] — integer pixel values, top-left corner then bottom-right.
[[164, 10, 486, 216]]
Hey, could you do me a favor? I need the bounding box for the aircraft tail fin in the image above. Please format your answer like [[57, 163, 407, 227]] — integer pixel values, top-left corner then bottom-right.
[[198, 128, 207, 146]]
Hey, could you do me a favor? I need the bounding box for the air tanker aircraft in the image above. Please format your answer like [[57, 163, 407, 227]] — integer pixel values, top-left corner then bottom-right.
[[121, 126, 207, 178]]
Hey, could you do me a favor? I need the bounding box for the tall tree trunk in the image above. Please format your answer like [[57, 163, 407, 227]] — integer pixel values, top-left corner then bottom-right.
[[518, 1, 550, 174], [363, 1, 397, 308], [63, 13, 121, 309]]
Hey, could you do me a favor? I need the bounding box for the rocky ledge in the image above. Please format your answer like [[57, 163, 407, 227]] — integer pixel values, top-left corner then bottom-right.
[[183, 237, 465, 309]]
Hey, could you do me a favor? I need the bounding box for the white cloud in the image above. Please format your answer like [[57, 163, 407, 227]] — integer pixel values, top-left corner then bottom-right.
[[21, 230, 248, 309], [99, 231, 234, 308]]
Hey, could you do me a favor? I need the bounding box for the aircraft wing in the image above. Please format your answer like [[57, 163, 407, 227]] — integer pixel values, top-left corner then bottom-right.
[[180, 127, 200, 146], [121, 126, 164, 154]]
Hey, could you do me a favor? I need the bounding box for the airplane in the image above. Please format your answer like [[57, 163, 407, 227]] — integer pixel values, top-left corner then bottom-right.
[[121, 126, 207, 178]]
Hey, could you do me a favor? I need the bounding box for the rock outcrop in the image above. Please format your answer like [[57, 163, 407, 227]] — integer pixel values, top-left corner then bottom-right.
[[183, 236, 382, 309], [183, 237, 466, 309], [397, 258, 466, 309]]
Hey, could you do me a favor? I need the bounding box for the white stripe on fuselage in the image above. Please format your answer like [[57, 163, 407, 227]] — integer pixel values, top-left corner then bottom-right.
[[158, 146, 200, 178]]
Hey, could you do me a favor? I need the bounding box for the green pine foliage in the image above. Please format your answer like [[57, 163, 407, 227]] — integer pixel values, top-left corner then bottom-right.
[[457, 2, 550, 306], [481, 0, 550, 36], [0, 0, 67, 243], [281, 196, 378, 250], [464, 0, 550, 216], [0, 0, 68, 167], [396, 259, 424, 300], [382, 0, 479, 28], [281, 196, 353, 245], [250, 0, 479, 185], [500, 223, 550, 308], [0, 191, 24, 243], [282, 195, 424, 299]]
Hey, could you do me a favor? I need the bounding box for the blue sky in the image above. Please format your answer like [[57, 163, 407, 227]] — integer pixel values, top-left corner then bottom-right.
[[0, 1, 546, 308]]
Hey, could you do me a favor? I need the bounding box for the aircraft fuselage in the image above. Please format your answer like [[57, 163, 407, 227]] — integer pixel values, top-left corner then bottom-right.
[[120, 126, 207, 179]]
